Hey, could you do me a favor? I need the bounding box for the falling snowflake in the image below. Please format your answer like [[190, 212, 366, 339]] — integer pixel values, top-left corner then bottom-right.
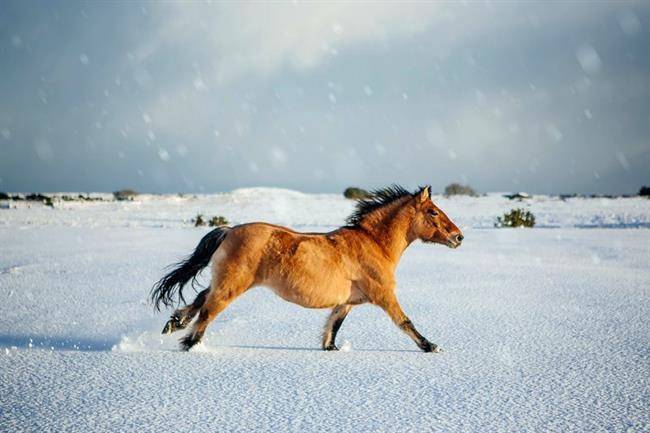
[[617, 10, 641, 36], [545, 124, 563, 142], [616, 152, 630, 170], [270, 147, 287, 164], [193, 77, 207, 91], [158, 148, 170, 162], [576, 45, 601, 75]]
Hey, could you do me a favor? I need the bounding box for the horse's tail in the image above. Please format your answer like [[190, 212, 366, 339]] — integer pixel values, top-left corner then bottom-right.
[[151, 226, 230, 311]]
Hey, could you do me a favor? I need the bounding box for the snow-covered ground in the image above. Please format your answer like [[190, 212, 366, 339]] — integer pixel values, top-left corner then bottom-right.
[[2, 189, 650, 229], [1, 190, 649, 432]]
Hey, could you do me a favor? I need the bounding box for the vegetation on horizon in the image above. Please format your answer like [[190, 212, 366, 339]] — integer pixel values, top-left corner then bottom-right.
[[496, 208, 536, 228], [444, 183, 477, 197], [113, 189, 139, 201], [639, 186, 650, 197], [193, 214, 229, 227], [343, 187, 373, 200]]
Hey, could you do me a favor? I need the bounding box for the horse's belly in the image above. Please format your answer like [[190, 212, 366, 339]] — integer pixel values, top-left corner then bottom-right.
[[259, 235, 357, 308], [264, 278, 352, 309]]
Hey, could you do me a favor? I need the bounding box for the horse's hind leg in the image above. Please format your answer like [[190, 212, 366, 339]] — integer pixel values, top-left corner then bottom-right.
[[161, 289, 210, 334], [179, 275, 252, 351], [322, 305, 352, 351]]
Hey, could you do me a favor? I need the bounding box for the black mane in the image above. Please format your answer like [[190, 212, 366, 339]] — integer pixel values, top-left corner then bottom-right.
[[346, 185, 420, 227]]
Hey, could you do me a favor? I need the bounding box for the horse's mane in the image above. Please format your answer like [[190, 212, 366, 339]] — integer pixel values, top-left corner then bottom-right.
[[346, 185, 424, 227]]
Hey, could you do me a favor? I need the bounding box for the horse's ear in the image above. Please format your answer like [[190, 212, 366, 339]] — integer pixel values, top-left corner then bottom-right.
[[418, 185, 431, 203]]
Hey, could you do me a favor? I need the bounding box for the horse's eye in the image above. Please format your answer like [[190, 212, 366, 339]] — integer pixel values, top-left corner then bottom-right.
[[427, 209, 439, 217]]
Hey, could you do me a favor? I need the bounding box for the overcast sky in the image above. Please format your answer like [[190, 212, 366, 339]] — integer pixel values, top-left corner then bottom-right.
[[1, 1, 649, 194]]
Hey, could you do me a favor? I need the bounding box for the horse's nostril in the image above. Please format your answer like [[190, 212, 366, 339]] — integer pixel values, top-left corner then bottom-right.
[[457, 234, 464, 242]]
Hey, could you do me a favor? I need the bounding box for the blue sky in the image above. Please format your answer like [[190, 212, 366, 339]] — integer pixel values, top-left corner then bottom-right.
[[1, 1, 649, 194]]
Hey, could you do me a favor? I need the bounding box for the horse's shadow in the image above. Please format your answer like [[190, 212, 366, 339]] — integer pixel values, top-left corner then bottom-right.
[[220, 344, 421, 354], [0, 334, 116, 352], [0, 334, 421, 354]]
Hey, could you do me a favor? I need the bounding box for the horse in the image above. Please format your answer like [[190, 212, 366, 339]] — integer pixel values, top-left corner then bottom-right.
[[151, 185, 463, 352]]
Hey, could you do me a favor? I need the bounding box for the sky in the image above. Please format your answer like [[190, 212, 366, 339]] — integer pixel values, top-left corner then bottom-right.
[[0, 1, 649, 195]]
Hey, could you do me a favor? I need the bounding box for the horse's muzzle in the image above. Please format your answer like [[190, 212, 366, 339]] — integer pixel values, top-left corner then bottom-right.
[[446, 233, 463, 249]]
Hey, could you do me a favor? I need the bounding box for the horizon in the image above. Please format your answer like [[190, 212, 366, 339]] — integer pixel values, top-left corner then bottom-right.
[[1, 2, 649, 195], [1, 184, 646, 197]]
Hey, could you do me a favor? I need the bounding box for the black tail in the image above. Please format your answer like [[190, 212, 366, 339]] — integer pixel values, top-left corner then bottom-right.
[[151, 227, 230, 311]]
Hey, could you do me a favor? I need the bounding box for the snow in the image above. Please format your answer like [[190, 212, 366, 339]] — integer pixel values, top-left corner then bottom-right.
[[1, 190, 649, 432], [576, 45, 602, 75]]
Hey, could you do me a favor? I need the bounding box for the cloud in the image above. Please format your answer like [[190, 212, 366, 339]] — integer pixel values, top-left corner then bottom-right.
[[135, 1, 636, 87], [147, 3, 440, 82]]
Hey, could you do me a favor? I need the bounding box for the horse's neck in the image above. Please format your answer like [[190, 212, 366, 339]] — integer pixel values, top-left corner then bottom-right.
[[361, 204, 413, 265]]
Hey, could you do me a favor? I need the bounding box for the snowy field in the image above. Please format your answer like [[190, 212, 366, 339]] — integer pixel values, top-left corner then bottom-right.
[[1, 190, 649, 432]]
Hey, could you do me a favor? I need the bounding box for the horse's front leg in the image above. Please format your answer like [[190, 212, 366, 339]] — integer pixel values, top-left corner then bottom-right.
[[322, 304, 353, 351], [375, 292, 441, 353]]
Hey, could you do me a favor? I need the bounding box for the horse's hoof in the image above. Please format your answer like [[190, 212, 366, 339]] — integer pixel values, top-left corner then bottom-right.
[[323, 344, 339, 351], [179, 334, 200, 351], [161, 319, 179, 334], [421, 342, 442, 353], [161, 321, 173, 334]]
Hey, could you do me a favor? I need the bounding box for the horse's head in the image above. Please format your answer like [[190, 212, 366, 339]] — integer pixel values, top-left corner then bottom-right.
[[410, 186, 463, 248]]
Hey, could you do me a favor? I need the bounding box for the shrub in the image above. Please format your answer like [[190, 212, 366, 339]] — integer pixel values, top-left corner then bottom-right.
[[639, 186, 650, 197], [343, 187, 373, 200], [22, 193, 53, 207], [0, 192, 9, 200], [193, 214, 228, 227], [504, 192, 532, 200], [25, 193, 49, 202], [444, 183, 476, 196], [495, 208, 535, 228], [193, 214, 205, 227], [208, 215, 229, 227], [113, 189, 138, 201]]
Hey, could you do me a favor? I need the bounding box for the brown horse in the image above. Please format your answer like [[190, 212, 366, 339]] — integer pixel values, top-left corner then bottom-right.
[[151, 185, 463, 352]]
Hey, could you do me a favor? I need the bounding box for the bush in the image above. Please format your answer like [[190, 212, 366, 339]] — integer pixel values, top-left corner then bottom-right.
[[22, 193, 53, 207], [0, 192, 9, 200], [113, 189, 138, 201], [639, 186, 650, 197], [208, 215, 229, 227], [60, 194, 104, 202], [193, 214, 228, 227], [343, 187, 373, 200], [444, 183, 476, 196], [3, 194, 23, 201], [495, 208, 535, 228], [193, 214, 206, 227], [504, 192, 532, 200], [25, 193, 49, 202]]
